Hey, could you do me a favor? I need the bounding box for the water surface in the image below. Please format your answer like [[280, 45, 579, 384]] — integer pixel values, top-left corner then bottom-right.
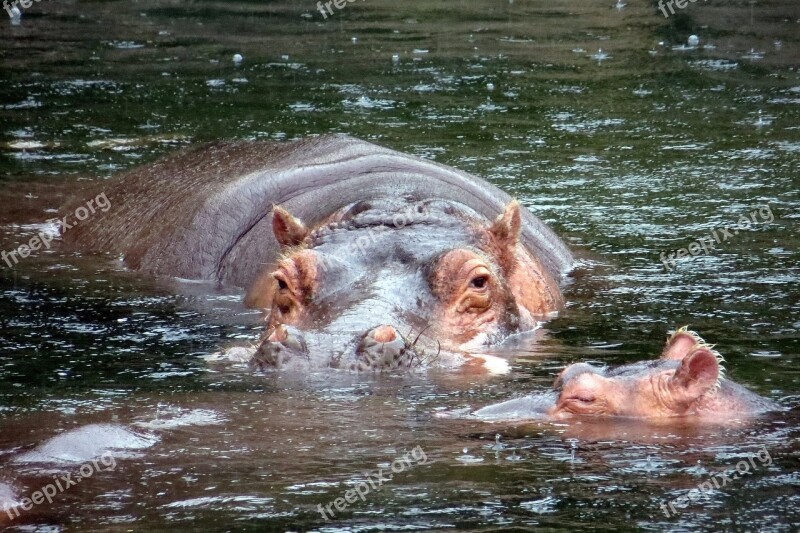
[[1, 0, 799, 530]]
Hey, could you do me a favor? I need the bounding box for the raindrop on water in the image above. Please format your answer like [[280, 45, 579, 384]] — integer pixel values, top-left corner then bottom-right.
[[569, 439, 578, 462], [506, 447, 522, 461], [456, 447, 484, 464], [489, 433, 505, 451], [591, 48, 611, 64]]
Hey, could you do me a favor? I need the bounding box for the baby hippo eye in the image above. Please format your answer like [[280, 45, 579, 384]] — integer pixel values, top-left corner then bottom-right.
[[573, 394, 595, 403], [470, 275, 489, 289], [275, 276, 289, 291]]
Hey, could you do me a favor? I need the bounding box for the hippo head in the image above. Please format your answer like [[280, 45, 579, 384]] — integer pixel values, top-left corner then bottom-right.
[[247, 197, 562, 371], [549, 340, 724, 418], [473, 328, 776, 421]]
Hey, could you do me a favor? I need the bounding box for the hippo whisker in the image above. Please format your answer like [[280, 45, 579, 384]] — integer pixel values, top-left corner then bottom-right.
[[401, 324, 445, 368], [410, 324, 433, 350], [412, 341, 443, 368]]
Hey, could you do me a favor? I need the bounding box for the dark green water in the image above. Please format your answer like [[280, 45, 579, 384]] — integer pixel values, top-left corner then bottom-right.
[[1, 0, 799, 531]]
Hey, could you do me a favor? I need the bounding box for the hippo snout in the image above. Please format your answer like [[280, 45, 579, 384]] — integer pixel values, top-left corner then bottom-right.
[[251, 324, 309, 370], [353, 325, 416, 372], [252, 323, 426, 372]]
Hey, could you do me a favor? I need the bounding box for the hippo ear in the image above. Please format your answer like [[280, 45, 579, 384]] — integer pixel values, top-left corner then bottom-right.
[[662, 327, 704, 361], [488, 201, 522, 273], [489, 200, 522, 246], [272, 205, 309, 247], [669, 348, 721, 404]]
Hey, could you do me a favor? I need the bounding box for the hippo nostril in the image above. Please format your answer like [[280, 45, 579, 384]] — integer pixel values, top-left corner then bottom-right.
[[369, 325, 398, 343], [268, 325, 288, 343], [355, 326, 415, 372], [266, 325, 306, 352], [251, 326, 308, 370], [281, 329, 308, 353]]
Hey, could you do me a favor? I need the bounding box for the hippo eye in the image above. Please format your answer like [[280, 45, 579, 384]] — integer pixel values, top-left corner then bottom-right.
[[572, 394, 596, 404], [470, 275, 489, 289], [275, 277, 288, 291]]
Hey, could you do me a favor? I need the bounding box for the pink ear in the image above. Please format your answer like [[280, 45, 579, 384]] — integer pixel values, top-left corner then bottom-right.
[[670, 348, 720, 402], [662, 329, 700, 361], [272, 206, 309, 247]]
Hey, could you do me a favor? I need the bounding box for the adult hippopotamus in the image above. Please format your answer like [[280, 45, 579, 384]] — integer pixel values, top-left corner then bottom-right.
[[63, 135, 573, 371], [471, 328, 779, 421]]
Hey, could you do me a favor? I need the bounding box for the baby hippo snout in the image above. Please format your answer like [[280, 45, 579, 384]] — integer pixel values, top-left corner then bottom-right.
[[354, 325, 415, 372]]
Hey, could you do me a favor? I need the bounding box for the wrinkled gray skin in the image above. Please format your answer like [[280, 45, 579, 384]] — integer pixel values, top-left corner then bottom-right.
[[64, 135, 572, 370], [473, 359, 779, 421], [64, 135, 570, 288]]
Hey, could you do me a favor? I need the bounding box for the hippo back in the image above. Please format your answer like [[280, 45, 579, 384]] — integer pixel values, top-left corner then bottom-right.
[[63, 135, 572, 290]]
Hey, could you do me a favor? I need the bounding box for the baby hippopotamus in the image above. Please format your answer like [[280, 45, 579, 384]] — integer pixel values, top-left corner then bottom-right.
[[472, 328, 779, 421]]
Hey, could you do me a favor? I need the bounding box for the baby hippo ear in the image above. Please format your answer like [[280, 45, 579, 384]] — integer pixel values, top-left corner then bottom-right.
[[272, 205, 309, 247], [662, 327, 703, 361], [669, 347, 721, 406], [489, 200, 522, 246]]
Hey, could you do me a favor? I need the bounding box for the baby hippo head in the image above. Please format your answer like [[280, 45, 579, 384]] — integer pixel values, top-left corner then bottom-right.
[[471, 328, 777, 423], [551, 329, 725, 418]]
